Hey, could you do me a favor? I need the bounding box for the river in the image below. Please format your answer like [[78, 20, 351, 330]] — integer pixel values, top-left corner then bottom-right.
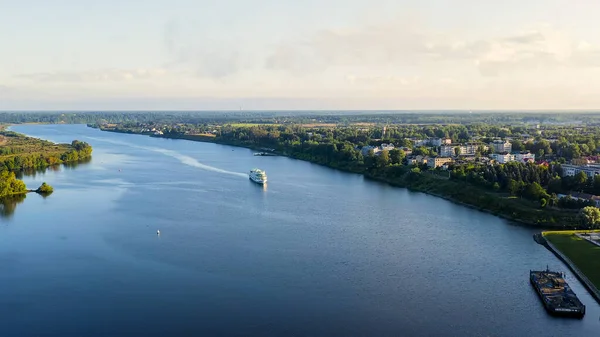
[[1, 124, 599, 337]]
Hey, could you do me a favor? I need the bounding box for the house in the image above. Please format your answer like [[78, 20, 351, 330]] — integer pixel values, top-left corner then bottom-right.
[[427, 157, 453, 168], [361, 146, 381, 156], [490, 140, 512, 153], [513, 152, 535, 163], [406, 155, 428, 165], [380, 143, 395, 151]]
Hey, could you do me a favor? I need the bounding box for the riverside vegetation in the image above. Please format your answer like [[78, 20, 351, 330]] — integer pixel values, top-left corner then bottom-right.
[[0, 126, 93, 198]]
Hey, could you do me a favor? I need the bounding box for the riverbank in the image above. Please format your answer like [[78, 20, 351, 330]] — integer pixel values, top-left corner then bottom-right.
[[96, 127, 579, 228], [538, 230, 600, 305]]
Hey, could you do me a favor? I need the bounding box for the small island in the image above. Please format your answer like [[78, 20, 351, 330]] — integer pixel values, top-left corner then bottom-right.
[[35, 182, 54, 195]]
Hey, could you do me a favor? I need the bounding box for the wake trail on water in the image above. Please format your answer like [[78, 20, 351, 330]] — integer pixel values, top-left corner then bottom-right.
[[85, 136, 247, 178]]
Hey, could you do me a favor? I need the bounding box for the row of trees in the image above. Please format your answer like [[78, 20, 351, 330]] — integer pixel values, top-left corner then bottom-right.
[[0, 140, 93, 172]]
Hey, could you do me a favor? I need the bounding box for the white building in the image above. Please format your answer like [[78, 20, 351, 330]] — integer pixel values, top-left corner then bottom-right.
[[458, 143, 480, 156], [361, 146, 381, 156], [380, 143, 395, 151], [430, 138, 452, 147], [490, 153, 515, 164], [514, 152, 535, 163], [561, 164, 600, 178], [440, 143, 483, 157], [490, 140, 512, 153], [440, 145, 455, 157]]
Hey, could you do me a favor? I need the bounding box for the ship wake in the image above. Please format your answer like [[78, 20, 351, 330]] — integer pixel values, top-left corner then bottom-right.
[[85, 136, 247, 178]]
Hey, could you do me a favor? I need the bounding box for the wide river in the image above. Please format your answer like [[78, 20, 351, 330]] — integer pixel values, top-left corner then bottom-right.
[[1, 124, 599, 336]]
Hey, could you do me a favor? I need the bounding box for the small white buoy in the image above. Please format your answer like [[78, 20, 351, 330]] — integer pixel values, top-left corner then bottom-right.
[[157, 230, 160, 235]]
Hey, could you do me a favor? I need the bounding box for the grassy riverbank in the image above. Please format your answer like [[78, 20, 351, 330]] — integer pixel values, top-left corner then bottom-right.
[[543, 231, 600, 296]]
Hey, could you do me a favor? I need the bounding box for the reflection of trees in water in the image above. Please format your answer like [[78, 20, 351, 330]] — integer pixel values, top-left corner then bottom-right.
[[16, 157, 93, 178], [0, 194, 26, 219], [63, 156, 92, 170]]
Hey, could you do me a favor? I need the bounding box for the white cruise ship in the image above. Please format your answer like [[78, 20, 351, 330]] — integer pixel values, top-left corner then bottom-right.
[[249, 168, 267, 184]]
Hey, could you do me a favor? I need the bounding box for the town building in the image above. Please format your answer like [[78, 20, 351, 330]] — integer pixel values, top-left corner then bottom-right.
[[427, 157, 453, 168], [430, 138, 452, 147], [561, 164, 600, 178], [513, 152, 536, 163], [490, 153, 515, 164], [439, 143, 484, 157], [380, 143, 395, 151], [490, 140, 512, 153], [361, 145, 381, 156], [440, 145, 455, 157]]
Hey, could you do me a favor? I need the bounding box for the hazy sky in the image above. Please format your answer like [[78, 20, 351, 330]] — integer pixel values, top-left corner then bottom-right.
[[2, 0, 600, 110]]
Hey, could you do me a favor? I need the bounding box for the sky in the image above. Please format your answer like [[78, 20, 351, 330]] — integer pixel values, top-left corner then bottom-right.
[[1, 0, 600, 110]]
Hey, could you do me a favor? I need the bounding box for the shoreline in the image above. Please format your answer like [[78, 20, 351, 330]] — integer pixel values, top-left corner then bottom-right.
[[97, 127, 572, 228], [537, 231, 600, 305]]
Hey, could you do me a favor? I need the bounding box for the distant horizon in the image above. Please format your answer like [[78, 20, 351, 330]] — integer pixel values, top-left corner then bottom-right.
[[2, 109, 600, 113]]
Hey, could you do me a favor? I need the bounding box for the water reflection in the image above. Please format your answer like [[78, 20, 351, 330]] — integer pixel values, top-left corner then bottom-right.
[[15, 157, 92, 179], [63, 157, 92, 170], [0, 194, 26, 219]]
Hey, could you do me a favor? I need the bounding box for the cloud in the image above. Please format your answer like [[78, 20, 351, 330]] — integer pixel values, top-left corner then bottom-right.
[[161, 20, 248, 79], [264, 21, 600, 78], [345, 74, 415, 86], [164, 19, 179, 53], [15, 68, 167, 83]]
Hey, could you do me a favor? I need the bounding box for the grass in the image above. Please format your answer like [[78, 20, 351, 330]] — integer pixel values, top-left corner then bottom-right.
[[544, 232, 600, 290]]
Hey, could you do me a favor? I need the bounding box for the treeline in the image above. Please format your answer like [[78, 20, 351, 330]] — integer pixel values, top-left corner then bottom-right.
[[0, 140, 93, 172], [4, 110, 600, 126]]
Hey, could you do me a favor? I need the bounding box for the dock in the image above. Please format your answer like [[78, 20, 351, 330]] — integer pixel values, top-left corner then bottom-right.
[[530, 267, 585, 318]]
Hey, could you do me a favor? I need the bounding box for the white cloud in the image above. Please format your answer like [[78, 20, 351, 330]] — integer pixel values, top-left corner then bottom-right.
[[15, 68, 168, 83]]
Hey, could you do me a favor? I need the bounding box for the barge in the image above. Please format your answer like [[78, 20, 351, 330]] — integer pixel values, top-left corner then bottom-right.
[[530, 267, 585, 318]]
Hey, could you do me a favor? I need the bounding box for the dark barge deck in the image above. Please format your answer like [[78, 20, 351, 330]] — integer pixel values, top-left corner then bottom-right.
[[530, 267, 585, 318]]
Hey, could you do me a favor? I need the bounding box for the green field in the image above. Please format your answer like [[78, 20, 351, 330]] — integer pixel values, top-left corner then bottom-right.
[[544, 232, 600, 289]]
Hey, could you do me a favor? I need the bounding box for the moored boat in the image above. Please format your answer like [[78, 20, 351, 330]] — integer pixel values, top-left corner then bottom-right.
[[530, 266, 585, 318]]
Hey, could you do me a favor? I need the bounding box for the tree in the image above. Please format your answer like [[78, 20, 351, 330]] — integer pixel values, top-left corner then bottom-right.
[[512, 139, 525, 152], [574, 171, 588, 191], [523, 182, 549, 201], [578, 206, 600, 229], [507, 179, 521, 196], [547, 176, 563, 194], [389, 149, 405, 165], [36, 182, 54, 194], [376, 150, 390, 168]]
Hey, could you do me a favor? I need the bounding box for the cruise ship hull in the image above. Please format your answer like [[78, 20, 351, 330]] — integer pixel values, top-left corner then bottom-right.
[[249, 176, 267, 184]]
